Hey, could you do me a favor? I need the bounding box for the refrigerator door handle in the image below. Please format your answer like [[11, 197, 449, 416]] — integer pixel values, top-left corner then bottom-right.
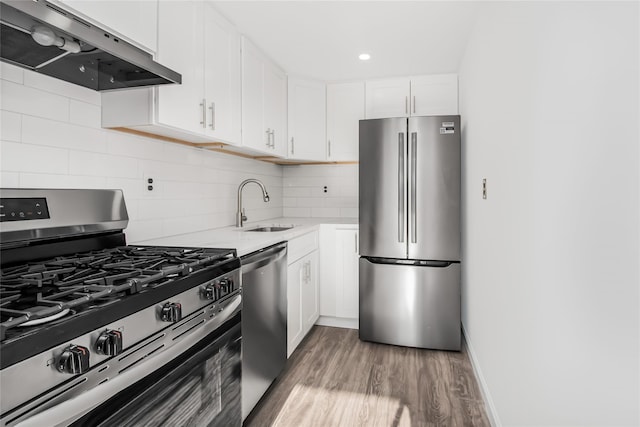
[[410, 132, 417, 244], [398, 132, 406, 243]]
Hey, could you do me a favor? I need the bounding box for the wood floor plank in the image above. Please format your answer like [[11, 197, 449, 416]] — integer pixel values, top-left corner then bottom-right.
[[244, 326, 490, 427]]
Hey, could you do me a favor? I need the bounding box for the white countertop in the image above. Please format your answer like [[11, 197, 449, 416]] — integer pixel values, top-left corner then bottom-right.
[[132, 217, 358, 257]]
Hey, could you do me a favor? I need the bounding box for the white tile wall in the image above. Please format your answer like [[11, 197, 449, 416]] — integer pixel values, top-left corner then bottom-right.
[[282, 164, 358, 218], [0, 63, 284, 242]]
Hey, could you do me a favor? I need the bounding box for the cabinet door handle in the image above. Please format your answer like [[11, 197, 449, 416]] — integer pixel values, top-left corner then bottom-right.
[[271, 130, 276, 149], [200, 99, 206, 128], [412, 96, 416, 114], [328, 139, 331, 158], [265, 128, 271, 147], [291, 137, 295, 155], [405, 96, 408, 114], [209, 102, 215, 130]]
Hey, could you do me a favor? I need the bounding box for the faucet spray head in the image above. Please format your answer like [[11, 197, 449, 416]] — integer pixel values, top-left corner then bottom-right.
[[263, 193, 270, 202]]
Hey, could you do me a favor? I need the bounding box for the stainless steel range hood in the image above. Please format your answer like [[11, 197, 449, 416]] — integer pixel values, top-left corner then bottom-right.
[[0, 0, 181, 91]]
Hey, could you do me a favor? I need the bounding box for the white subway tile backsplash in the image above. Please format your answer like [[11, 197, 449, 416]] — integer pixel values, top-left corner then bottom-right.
[[311, 207, 340, 218], [1, 172, 20, 187], [23, 72, 101, 105], [69, 151, 138, 178], [1, 81, 69, 122], [0, 111, 22, 142], [19, 173, 107, 189], [125, 219, 163, 243], [340, 208, 359, 218], [22, 115, 108, 153], [0, 63, 24, 84], [283, 207, 311, 217], [163, 143, 204, 166], [139, 159, 203, 183], [163, 215, 209, 236], [323, 197, 358, 208], [283, 197, 297, 207], [283, 187, 314, 198], [69, 100, 102, 128], [106, 177, 146, 199], [339, 185, 358, 198], [282, 163, 358, 218], [106, 131, 167, 161], [296, 197, 324, 208], [1, 141, 69, 174]]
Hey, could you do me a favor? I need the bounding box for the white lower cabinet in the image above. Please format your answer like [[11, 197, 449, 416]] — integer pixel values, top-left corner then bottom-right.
[[287, 232, 319, 357], [318, 225, 359, 329]]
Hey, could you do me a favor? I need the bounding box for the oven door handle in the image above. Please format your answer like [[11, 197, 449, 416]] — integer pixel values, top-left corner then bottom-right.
[[14, 295, 241, 427]]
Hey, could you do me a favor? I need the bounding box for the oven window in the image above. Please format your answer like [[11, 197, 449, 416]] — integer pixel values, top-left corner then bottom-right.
[[73, 317, 241, 427]]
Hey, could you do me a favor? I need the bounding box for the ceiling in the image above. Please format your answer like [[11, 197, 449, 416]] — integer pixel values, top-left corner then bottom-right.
[[213, 1, 482, 82]]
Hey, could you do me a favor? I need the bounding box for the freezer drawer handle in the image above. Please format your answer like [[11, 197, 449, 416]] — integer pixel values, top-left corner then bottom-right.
[[364, 256, 456, 268], [398, 132, 406, 243]]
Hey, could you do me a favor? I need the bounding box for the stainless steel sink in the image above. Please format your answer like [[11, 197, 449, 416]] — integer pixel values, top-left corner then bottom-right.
[[246, 226, 293, 232]]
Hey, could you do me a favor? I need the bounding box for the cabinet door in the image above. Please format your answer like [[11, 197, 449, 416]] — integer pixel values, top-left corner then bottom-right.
[[287, 258, 303, 358], [156, 1, 205, 135], [241, 38, 269, 153], [365, 77, 410, 119], [301, 252, 319, 332], [56, 0, 158, 53], [335, 229, 359, 319], [203, 3, 241, 145], [410, 74, 459, 116], [326, 82, 364, 161], [264, 60, 287, 157], [288, 77, 326, 161]]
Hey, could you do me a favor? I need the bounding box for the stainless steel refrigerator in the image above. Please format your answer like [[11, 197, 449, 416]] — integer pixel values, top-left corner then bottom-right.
[[359, 115, 461, 351]]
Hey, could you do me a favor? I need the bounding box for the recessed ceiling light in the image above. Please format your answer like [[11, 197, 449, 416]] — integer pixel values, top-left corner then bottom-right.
[[359, 53, 371, 61]]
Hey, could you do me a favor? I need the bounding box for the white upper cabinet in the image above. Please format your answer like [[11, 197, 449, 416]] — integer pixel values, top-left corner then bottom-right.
[[410, 74, 459, 116], [264, 60, 287, 157], [326, 81, 364, 162], [365, 74, 458, 119], [241, 37, 287, 157], [287, 77, 326, 161], [101, 2, 241, 145], [365, 77, 411, 119], [56, 0, 158, 53], [155, 1, 205, 136], [204, 3, 242, 144]]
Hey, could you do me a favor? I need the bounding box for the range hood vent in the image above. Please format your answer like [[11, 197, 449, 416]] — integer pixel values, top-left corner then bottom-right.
[[0, 0, 181, 91]]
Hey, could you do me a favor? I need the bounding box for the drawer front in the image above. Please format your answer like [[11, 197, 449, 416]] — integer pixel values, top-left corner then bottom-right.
[[288, 231, 319, 264]]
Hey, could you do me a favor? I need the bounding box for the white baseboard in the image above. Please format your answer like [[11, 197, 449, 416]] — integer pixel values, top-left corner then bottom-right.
[[315, 316, 358, 329], [462, 323, 502, 427]]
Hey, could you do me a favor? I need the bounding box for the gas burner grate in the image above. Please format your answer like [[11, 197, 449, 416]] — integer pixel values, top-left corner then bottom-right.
[[0, 246, 234, 340]]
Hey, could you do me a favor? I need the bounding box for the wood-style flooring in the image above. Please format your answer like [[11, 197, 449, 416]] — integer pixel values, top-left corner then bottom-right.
[[244, 326, 490, 427]]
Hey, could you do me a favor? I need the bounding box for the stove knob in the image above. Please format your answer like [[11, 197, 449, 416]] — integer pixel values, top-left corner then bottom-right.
[[219, 279, 232, 296], [203, 283, 217, 301], [57, 345, 90, 374], [160, 302, 182, 323], [95, 330, 123, 356]]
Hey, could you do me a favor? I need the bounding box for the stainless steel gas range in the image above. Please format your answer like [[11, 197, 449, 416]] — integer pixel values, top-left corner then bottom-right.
[[0, 189, 242, 427]]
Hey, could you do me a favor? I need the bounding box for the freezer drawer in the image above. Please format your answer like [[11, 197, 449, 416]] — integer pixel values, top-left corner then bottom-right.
[[359, 257, 461, 351]]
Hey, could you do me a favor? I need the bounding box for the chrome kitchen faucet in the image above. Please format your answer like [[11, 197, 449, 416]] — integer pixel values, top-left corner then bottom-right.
[[236, 179, 270, 227]]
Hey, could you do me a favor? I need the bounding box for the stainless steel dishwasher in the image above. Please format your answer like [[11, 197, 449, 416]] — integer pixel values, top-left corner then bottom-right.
[[240, 242, 287, 420]]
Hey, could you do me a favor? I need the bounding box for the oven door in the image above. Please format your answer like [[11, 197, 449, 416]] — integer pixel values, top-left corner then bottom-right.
[[13, 314, 241, 427]]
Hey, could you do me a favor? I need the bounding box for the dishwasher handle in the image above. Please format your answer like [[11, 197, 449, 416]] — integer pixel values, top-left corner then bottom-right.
[[240, 242, 287, 273]]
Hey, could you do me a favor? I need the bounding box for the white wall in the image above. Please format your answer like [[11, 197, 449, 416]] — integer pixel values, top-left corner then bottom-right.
[[459, 2, 639, 426], [283, 164, 358, 218], [0, 63, 283, 242]]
